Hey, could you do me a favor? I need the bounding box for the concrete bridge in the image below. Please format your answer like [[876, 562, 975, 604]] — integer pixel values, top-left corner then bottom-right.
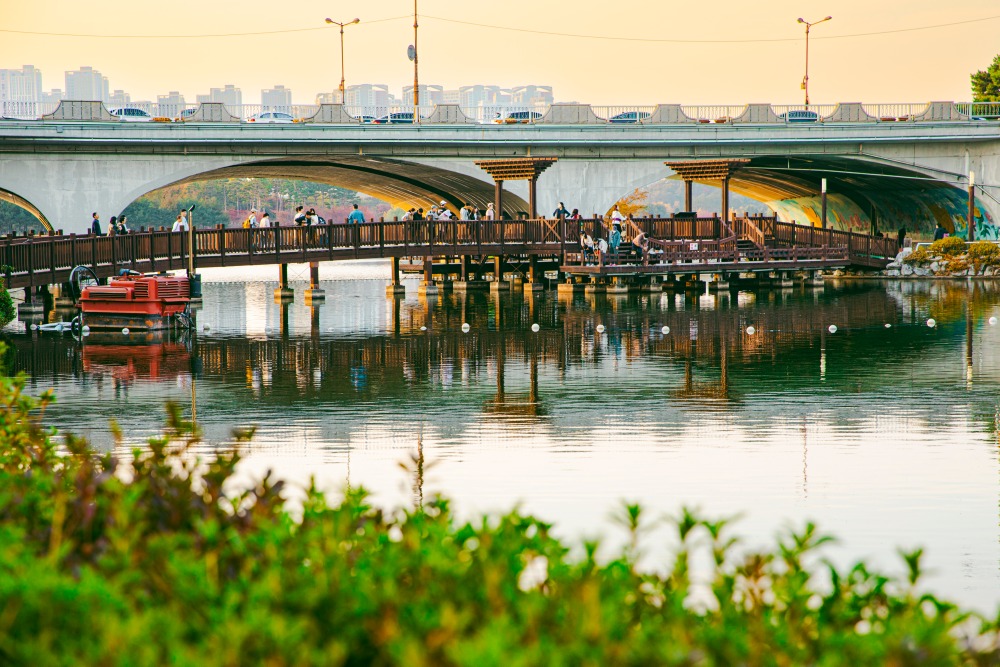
[[0, 100, 997, 239]]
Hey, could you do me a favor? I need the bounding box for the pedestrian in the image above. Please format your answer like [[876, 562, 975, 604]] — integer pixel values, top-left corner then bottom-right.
[[91, 212, 102, 235], [610, 204, 625, 226], [553, 201, 570, 218], [402, 208, 413, 221], [596, 236, 609, 262], [108, 216, 118, 236], [460, 204, 471, 221], [485, 202, 495, 220], [179, 208, 189, 228], [414, 208, 424, 221], [293, 205, 307, 226], [117, 216, 129, 234], [259, 211, 271, 228], [347, 203, 365, 224], [582, 232, 595, 263], [437, 201, 453, 220], [172, 213, 188, 232], [472, 206, 480, 220], [934, 223, 947, 240], [244, 208, 257, 229], [897, 226, 907, 248]]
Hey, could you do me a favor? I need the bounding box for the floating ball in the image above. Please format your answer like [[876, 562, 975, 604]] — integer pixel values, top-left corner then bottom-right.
[[596, 324, 606, 334], [661, 326, 670, 335], [82, 325, 90, 333], [926, 318, 936, 328], [990, 317, 998, 326], [746, 326, 755, 335], [82, 330, 90, 337], [29, 324, 37, 330], [885, 323, 892, 328], [461, 323, 471, 333], [55, 324, 64, 332], [531, 323, 540, 333], [121, 328, 130, 335], [828, 325, 838, 334], [420, 326, 427, 332]]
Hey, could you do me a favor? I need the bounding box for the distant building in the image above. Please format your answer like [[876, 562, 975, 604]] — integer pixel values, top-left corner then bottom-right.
[[440, 89, 460, 105], [261, 85, 292, 110], [65, 66, 110, 102], [459, 85, 510, 109], [345, 84, 390, 108], [198, 85, 242, 108], [0, 65, 43, 103], [402, 84, 444, 106], [40, 89, 63, 106], [315, 92, 337, 105], [157, 91, 186, 117], [511, 85, 553, 106], [108, 89, 131, 107]]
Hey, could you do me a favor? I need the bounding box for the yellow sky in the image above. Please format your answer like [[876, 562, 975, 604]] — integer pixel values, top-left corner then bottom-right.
[[2, 0, 998, 105]]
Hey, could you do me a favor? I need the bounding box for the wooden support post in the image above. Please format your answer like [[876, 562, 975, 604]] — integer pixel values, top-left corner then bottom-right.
[[274, 262, 293, 301], [528, 176, 537, 219], [684, 180, 693, 211], [387, 256, 405, 296], [721, 177, 730, 224], [821, 178, 828, 230], [968, 171, 976, 242], [305, 261, 325, 302], [418, 258, 438, 296], [495, 179, 504, 219]]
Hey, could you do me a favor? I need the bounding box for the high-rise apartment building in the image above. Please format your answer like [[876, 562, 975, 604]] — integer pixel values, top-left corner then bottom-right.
[[65, 66, 110, 102], [261, 85, 292, 109], [108, 90, 131, 107], [40, 89, 63, 106], [345, 84, 390, 108], [197, 85, 242, 108], [510, 85, 553, 106], [459, 85, 509, 109], [0, 65, 43, 103], [157, 91, 186, 117], [401, 84, 444, 106]]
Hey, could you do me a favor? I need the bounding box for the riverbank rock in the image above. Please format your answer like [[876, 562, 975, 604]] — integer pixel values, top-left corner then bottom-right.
[[901, 264, 914, 276]]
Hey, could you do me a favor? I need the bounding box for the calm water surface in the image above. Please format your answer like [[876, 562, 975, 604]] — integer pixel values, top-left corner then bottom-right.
[[9, 261, 1000, 610]]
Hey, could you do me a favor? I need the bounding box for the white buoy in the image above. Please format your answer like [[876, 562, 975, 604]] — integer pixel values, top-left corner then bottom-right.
[[82, 325, 90, 333], [661, 326, 670, 335], [122, 327, 130, 335], [82, 330, 90, 337], [746, 326, 756, 335], [55, 324, 64, 332], [203, 324, 211, 331], [420, 326, 427, 331], [531, 323, 540, 333], [927, 318, 936, 328], [885, 323, 892, 328], [29, 324, 37, 330], [990, 317, 998, 326], [596, 324, 606, 334], [828, 325, 838, 334], [461, 323, 471, 333]]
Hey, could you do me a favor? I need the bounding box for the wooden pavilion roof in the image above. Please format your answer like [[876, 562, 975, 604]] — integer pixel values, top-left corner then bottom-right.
[[665, 159, 750, 181], [474, 157, 558, 181]]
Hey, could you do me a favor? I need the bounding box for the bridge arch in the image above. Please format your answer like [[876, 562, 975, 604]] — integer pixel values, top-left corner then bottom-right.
[[131, 157, 529, 221], [0, 187, 53, 232]]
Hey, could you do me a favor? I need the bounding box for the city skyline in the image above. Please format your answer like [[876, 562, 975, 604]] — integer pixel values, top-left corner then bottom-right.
[[1, 1, 997, 106]]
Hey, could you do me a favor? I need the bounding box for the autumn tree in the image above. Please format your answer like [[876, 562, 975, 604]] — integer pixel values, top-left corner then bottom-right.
[[609, 188, 649, 217], [971, 55, 1000, 102]]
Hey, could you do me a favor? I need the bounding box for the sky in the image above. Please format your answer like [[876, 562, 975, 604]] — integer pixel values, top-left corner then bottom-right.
[[1, 0, 998, 106]]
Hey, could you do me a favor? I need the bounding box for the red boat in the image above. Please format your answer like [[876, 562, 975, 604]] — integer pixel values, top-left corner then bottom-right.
[[78, 272, 191, 331]]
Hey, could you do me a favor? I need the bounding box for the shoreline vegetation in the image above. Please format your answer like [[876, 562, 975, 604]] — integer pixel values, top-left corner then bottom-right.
[[2, 348, 1000, 665]]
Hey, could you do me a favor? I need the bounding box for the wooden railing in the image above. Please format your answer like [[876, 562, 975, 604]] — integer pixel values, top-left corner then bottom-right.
[[768, 220, 899, 266]]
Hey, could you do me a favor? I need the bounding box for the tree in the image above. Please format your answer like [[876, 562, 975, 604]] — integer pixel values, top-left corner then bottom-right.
[[609, 188, 649, 217], [971, 54, 1000, 102]]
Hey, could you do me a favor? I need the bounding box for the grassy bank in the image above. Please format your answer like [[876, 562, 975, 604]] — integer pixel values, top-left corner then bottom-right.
[[0, 354, 998, 665]]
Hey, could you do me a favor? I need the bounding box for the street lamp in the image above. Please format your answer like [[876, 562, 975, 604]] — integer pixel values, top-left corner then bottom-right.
[[797, 15, 832, 108], [411, 0, 419, 123], [325, 17, 360, 104]]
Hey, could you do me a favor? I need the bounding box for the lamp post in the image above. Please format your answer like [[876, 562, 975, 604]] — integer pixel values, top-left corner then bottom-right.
[[412, 0, 419, 123], [797, 15, 832, 108], [325, 17, 360, 104]]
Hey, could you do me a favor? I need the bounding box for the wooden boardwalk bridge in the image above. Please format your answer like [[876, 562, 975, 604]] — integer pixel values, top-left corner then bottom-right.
[[2, 215, 898, 297]]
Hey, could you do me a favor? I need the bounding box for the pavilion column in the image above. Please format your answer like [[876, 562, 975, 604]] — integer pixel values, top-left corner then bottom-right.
[[494, 179, 504, 219], [528, 176, 538, 219], [721, 177, 730, 222], [684, 180, 693, 211]]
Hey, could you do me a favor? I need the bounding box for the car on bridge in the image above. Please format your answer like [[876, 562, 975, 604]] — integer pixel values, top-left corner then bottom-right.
[[778, 110, 820, 123], [109, 107, 153, 122], [247, 111, 296, 124], [372, 112, 415, 124], [494, 111, 543, 124], [352, 115, 377, 124], [608, 111, 651, 124]]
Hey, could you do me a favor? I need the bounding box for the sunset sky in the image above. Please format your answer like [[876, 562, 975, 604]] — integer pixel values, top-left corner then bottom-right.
[[2, 0, 998, 105]]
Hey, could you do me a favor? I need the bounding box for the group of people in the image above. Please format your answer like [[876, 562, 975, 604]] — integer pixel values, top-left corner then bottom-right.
[[90, 212, 131, 236], [400, 201, 498, 221]]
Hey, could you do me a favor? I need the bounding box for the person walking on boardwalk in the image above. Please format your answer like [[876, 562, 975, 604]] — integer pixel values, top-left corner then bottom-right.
[[91, 212, 102, 235], [172, 213, 188, 233], [553, 201, 570, 219], [484, 202, 495, 220], [347, 204, 365, 224], [293, 206, 307, 226], [108, 216, 118, 236]]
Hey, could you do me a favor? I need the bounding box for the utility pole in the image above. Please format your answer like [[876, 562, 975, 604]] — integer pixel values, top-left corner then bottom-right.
[[413, 0, 419, 123], [797, 16, 832, 109], [325, 17, 360, 104]]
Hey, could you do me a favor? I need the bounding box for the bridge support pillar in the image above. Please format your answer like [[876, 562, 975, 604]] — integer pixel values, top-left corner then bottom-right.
[[643, 277, 664, 293], [490, 256, 510, 292], [53, 283, 75, 310], [386, 257, 406, 297], [524, 255, 544, 292], [304, 261, 325, 302], [418, 259, 438, 296], [583, 278, 606, 295], [606, 277, 628, 295], [778, 272, 795, 288], [805, 271, 825, 287], [17, 287, 45, 320], [274, 264, 293, 301], [709, 273, 730, 291]]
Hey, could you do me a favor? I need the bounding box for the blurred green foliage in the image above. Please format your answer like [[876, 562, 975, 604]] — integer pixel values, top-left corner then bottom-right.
[[0, 347, 998, 665]]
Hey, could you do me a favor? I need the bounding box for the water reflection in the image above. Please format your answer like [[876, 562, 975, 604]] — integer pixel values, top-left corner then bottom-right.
[[7, 276, 1000, 610]]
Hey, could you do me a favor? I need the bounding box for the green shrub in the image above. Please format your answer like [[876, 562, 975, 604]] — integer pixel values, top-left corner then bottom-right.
[[1, 345, 999, 665], [929, 235, 967, 256], [966, 241, 1000, 274], [903, 246, 931, 265]]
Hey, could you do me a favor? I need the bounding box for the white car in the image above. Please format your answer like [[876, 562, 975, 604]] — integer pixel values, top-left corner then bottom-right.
[[247, 111, 295, 124], [110, 107, 153, 122]]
